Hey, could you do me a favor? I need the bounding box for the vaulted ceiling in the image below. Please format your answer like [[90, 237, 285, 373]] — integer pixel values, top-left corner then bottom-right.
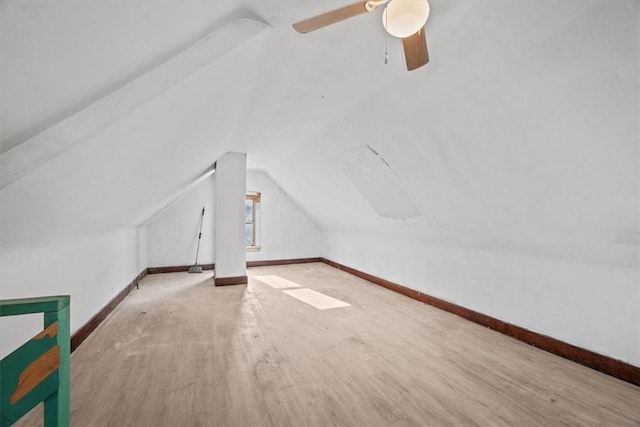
[[1, 1, 637, 265]]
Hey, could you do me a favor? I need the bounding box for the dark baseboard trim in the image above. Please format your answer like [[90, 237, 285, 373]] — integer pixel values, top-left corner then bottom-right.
[[321, 258, 640, 387], [70, 269, 147, 353], [246, 257, 323, 267], [148, 258, 324, 273], [215, 275, 248, 286], [147, 264, 215, 274]]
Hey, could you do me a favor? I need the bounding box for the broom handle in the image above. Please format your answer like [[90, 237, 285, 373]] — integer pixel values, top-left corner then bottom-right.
[[194, 207, 205, 264]]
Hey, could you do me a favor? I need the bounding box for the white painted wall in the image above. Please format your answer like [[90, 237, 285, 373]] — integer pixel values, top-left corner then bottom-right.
[[214, 153, 247, 279], [137, 225, 147, 271], [146, 175, 215, 267], [0, 228, 145, 358], [323, 233, 640, 367], [144, 169, 321, 268], [246, 170, 321, 262]]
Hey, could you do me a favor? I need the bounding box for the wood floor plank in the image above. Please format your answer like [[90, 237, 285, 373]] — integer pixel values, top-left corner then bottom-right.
[[16, 263, 640, 426]]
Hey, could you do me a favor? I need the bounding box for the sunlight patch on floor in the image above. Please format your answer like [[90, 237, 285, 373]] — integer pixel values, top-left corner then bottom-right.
[[254, 275, 302, 289], [283, 288, 350, 310]]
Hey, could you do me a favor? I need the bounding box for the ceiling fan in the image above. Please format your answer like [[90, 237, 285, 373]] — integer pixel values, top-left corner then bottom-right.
[[293, 0, 431, 71]]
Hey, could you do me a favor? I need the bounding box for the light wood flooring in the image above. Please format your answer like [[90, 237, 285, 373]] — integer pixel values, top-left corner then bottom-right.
[[18, 263, 640, 426]]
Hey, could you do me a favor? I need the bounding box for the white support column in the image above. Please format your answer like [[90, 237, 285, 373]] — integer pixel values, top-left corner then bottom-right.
[[214, 152, 247, 286]]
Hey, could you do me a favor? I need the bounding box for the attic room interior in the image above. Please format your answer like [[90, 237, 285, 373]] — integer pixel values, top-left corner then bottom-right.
[[0, 0, 638, 425]]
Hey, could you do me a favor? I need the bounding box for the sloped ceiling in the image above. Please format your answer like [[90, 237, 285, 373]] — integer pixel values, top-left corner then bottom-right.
[[1, 1, 637, 265]]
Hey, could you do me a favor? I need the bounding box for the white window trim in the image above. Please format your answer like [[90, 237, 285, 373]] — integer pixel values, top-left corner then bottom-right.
[[246, 192, 261, 251]]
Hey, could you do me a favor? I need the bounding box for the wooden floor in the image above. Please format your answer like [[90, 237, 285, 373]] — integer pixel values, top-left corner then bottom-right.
[[18, 263, 640, 426]]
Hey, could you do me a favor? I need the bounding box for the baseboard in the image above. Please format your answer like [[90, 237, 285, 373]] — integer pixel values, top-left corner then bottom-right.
[[214, 275, 248, 286], [246, 257, 323, 267], [321, 258, 640, 387], [147, 264, 215, 274], [147, 258, 323, 274], [70, 269, 147, 352]]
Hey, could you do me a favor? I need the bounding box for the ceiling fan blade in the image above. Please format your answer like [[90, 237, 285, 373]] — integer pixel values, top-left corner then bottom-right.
[[293, 2, 369, 34], [402, 28, 429, 71]]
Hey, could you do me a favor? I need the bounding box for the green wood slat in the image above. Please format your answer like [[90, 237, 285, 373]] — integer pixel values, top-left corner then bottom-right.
[[0, 296, 70, 317], [1, 412, 13, 426], [0, 330, 59, 424], [44, 307, 70, 427]]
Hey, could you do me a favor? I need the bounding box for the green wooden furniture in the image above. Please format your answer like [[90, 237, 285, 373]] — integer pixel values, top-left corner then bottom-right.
[[0, 296, 70, 426]]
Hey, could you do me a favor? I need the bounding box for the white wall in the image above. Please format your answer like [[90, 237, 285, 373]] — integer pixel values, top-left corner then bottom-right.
[[246, 170, 322, 262], [145, 174, 215, 267], [0, 227, 145, 358], [137, 225, 147, 271], [144, 169, 321, 268], [323, 232, 640, 367]]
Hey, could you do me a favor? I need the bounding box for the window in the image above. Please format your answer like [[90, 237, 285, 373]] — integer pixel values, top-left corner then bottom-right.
[[245, 192, 261, 250]]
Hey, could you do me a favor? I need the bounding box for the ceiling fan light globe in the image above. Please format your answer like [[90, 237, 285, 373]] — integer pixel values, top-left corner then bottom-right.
[[382, 0, 430, 38]]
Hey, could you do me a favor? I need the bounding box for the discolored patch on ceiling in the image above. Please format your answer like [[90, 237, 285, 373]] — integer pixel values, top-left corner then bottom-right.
[[343, 145, 421, 220]]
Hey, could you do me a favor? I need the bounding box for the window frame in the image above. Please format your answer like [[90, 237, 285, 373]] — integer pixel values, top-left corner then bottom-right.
[[245, 192, 261, 251]]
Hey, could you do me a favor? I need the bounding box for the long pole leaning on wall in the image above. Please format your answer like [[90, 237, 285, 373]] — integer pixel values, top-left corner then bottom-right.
[[0, 295, 71, 426]]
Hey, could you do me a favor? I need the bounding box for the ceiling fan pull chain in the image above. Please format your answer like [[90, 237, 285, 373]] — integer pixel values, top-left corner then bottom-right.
[[384, 8, 389, 64], [384, 34, 388, 64]]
